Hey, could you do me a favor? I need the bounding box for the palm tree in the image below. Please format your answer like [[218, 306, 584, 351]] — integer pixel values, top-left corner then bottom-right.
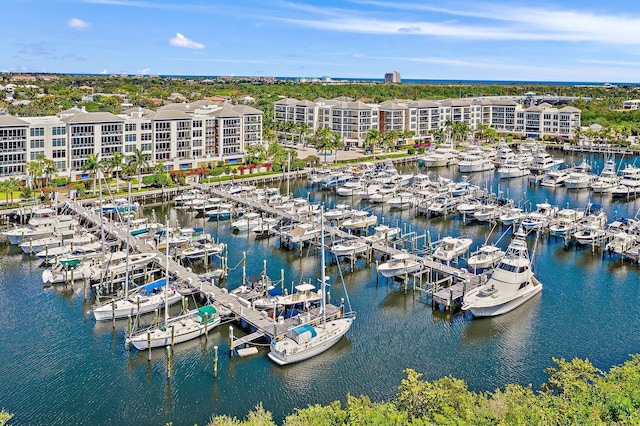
[[314, 127, 334, 163], [109, 152, 125, 193], [5, 177, 20, 205], [42, 158, 57, 188], [128, 148, 149, 191], [82, 153, 101, 195], [26, 160, 43, 190], [298, 122, 312, 147], [364, 128, 381, 154], [331, 131, 344, 163]]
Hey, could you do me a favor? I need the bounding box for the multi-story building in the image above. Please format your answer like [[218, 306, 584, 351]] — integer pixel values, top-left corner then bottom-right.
[[0, 101, 263, 181], [384, 71, 401, 84], [274, 97, 581, 147], [623, 99, 640, 110]]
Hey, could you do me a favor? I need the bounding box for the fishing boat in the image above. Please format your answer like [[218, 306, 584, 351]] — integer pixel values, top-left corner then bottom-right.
[[432, 236, 473, 263], [341, 211, 377, 230], [323, 204, 354, 221], [462, 235, 542, 317], [251, 217, 280, 236], [281, 222, 321, 244], [230, 212, 262, 231], [498, 207, 525, 226], [590, 159, 619, 193], [330, 238, 369, 257], [387, 192, 417, 210], [377, 252, 421, 278], [364, 224, 401, 244], [529, 148, 563, 173], [268, 212, 355, 365], [467, 245, 506, 270], [548, 208, 585, 238], [521, 202, 558, 230], [205, 203, 233, 220]]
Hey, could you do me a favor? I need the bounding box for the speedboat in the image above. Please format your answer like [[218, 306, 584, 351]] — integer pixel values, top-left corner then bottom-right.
[[341, 211, 377, 230], [432, 236, 473, 263], [499, 208, 525, 226], [364, 224, 401, 244], [330, 238, 369, 257], [462, 236, 542, 317], [378, 252, 421, 278]]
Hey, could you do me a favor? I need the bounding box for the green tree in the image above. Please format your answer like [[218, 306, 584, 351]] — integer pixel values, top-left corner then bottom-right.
[[246, 143, 266, 165], [364, 128, 381, 154], [27, 160, 43, 190], [108, 152, 125, 193], [313, 127, 334, 163], [128, 148, 150, 191], [81, 153, 101, 195], [331, 131, 344, 163]]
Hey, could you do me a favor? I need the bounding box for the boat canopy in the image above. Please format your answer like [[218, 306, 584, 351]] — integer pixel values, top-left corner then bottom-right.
[[142, 278, 169, 292], [288, 323, 317, 343], [295, 283, 316, 292], [196, 305, 217, 322]]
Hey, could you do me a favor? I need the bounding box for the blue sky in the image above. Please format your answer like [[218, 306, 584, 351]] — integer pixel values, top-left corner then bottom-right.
[[4, 0, 640, 82]]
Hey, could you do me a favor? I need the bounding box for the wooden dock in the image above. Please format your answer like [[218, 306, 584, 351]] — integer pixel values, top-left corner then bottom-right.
[[63, 200, 344, 352]]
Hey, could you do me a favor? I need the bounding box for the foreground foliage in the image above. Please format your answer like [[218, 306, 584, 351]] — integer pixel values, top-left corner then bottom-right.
[[208, 355, 640, 425]]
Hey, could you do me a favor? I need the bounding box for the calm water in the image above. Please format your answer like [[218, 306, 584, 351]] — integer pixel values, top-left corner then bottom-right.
[[1, 151, 640, 425]]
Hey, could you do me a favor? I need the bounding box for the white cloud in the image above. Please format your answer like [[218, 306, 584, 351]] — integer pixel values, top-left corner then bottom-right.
[[68, 18, 90, 30], [99, 69, 108, 74], [169, 33, 205, 49], [137, 67, 151, 74]]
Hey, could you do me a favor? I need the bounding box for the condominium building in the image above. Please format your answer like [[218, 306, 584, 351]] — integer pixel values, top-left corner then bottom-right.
[[273, 96, 581, 147], [0, 101, 263, 180], [384, 71, 401, 84], [623, 99, 640, 110]]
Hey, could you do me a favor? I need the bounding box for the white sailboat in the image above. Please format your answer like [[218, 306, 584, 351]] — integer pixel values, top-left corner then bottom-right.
[[462, 232, 542, 317], [268, 208, 355, 365]]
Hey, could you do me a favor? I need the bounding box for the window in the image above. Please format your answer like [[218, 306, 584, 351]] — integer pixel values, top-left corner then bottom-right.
[[141, 122, 152, 131], [30, 151, 45, 160], [55, 161, 66, 170], [30, 128, 44, 137], [125, 123, 137, 131], [53, 150, 66, 158], [125, 134, 136, 142], [125, 145, 135, 153], [30, 139, 45, 149], [141, 143, 152, 151], [52, 138, 66, 147], [52, 126, 66, 136]]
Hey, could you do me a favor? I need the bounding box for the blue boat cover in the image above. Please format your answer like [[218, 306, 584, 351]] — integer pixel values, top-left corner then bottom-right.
[[267, 288, 283, 296], [291, 324, 317, 337], [142, 278, 169, 292], [193, 227, 204, 233]]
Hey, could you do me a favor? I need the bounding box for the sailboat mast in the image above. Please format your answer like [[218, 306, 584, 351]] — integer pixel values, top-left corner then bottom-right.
[[124, 182, 131, 299], [164, 219, 170, 324], [320, 205, 326, 322]]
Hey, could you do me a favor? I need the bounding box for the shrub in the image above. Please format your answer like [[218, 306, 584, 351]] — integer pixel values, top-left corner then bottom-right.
[[51, 177, 67, 187], [407, 147, 416, 155], [272, 164, 282, 172], [217, 161, 225, 168]]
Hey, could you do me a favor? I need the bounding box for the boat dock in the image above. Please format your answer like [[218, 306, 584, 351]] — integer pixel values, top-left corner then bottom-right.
[[63, 200, 344, 353]]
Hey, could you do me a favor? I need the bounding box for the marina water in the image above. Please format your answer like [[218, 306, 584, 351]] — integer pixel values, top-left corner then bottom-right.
[[1, 151, 639, 425]]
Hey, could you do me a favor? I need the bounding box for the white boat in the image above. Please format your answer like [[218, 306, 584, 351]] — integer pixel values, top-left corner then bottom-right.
[[427, 195, 460, 217], [251, 217, 280, 236], [174, 189, 204, 206], [493, 142, 515, 166], [418, 145, 459, 168], [521, 203, 558, 230], [268, 211, 355, 365], [127, 304, 221, 350], [330, 238, 369, 256], [230, 212, 261, 231], [573, 225, 605, 246], [378, 252, 421, 278], [590, 159, 619, 193], [253, 283, 322, 310], [41, 257, 92, 284], [473, 205, 500, 222], [610, 165, 640, 198], [364, 224, 401, 244], [529, 148, 564, 173], [499, 208, 525, 226], [548, 208, 585, 237], [87, 251, 157, 282], [281, 222, 321, 244], [606, 232, 638, 255], [432, 236, 473, 263], [92, 277, 183, 321], [341, 211, 377, 230], [336, 180, 364, 197], [497, 158, 530, 179], [458, 154, 494, 173], [564, 171, 596, 190], [368, 186, 397, 204], [457, 199, 484, 215], [467, 245, 505, 270], [449, 178, 478, 197], [540, 169, 569, 187], [462, 236, 542, 317], [95, 197, 138, 214], [323, 204, 354, 221], [354, 183, 382, 200], [387, 192, 417, 210]]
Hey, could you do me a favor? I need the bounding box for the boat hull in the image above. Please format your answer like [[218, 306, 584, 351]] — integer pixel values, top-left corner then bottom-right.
[[466, 284, 542, 317]]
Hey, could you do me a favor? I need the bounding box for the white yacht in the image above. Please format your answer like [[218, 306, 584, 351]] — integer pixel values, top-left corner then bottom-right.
[[462, 236, 542, 317], [521, 203, 558, 230], [610, 165, 640, 198], [590, 159, 619, 193], [540, 169, 569, 187], [387, 192, 417, 210], [458, 154, 494, 173], [529, 148, 564, 173], [418, 145, 459, 168], [230, 212, 262, 231], [497, 158, 530, 179], [548, 208, 585, 238], [498, 207, 525, 226]]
